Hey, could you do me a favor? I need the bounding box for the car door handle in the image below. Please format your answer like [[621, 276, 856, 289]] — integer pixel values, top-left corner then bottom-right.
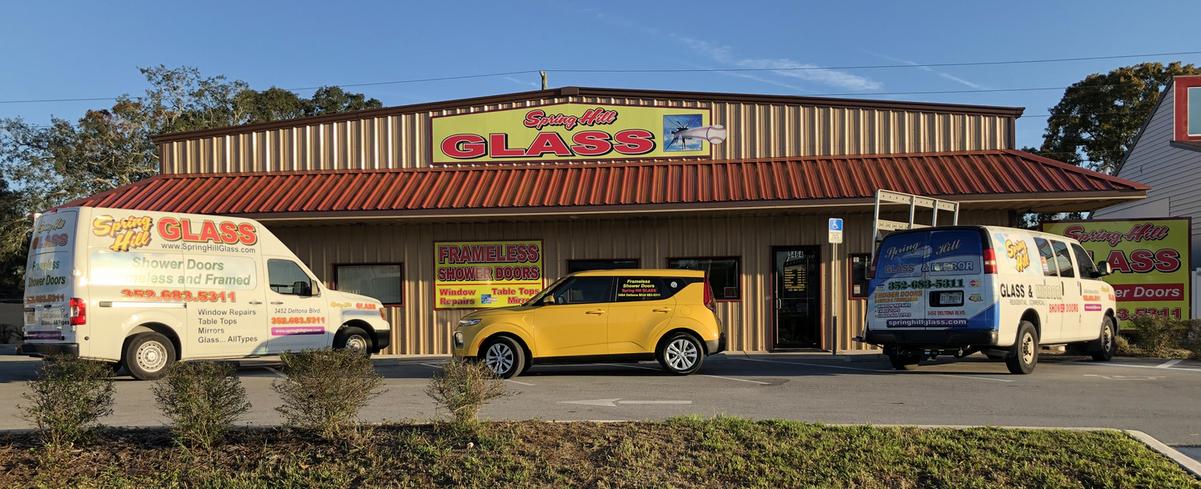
[[652, 308, 673, 313], [270, 301, 284, 305], [585, 309, 605, 315], [248, 301, 264, 305]]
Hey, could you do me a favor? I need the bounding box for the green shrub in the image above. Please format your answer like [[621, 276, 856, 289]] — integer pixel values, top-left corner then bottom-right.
[[273, 349, 383, 441], [1182, 319, 1201, 359], [20, 355, 114, 450], [153, 361, 250, 451], [1128, 316, 1187, 357], [425, 360, 507, 426], [0, 323, 22, 344]]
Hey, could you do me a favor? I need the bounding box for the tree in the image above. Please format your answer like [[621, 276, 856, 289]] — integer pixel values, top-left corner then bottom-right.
[[0, 66, 382, 298], [1040, 62, 1201, 175]]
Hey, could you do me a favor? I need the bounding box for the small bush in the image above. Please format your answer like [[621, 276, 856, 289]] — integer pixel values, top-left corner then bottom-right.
[[425, 360, 507, 426], [20, 355, 114, 450], [0, 323, 22, 344], [273, 349, 383, 441], [1129, 316, 1184, 356], [153, 361, 250, 451], [1183, 319, 1201, 359]]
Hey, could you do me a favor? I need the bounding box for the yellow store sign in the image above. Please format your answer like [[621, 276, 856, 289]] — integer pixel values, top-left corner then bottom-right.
[[1042, 218, 1191, 327], [434, 240, 544, 309], [431, 103, 724, 163]]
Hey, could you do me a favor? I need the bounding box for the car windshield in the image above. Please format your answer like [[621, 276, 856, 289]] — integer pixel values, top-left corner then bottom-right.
[[874, 229, 983, 280], [522, 276, 569, 306]]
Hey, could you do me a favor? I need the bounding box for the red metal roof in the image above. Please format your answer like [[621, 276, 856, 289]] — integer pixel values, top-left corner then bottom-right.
[[64, 150, 1147, 216]]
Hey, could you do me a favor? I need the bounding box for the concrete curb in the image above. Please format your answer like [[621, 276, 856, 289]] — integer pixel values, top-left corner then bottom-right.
[[1125, 429, 1201, 479]]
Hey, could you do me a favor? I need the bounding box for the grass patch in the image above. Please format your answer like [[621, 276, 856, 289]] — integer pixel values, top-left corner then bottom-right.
[[0, 419, 1196, 488]]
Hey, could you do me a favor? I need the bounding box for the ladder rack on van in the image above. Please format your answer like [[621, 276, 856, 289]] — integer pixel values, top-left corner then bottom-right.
[[871, 189, 960, 248]]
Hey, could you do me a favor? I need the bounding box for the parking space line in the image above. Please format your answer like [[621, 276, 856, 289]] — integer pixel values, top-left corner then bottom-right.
[[414, 361, 535, 385], [263, 367, 285, 378], [700, 374, 771, 385], [1157, 359, 1183, 369], [1092, 361, 1201, 373], [731, 356, 1014, 383], [505, 379, 536, 386]]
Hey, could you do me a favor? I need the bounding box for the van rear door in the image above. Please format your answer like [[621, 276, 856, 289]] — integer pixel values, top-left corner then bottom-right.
[[23, 210, 80, 348], [869, 230, 929, 331], [922, 228, 987, 331]]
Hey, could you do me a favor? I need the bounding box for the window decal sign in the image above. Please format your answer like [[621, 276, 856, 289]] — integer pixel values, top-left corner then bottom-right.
[[1043, 218, 1191, 326], [431, 103, 723, 163], [434, 240, 544, 309]]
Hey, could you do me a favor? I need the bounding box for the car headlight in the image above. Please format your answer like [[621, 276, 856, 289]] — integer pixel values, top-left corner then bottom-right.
[[458, 318, 482, 327]]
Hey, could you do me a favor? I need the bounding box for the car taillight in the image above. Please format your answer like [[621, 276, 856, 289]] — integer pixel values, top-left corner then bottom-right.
[[703, 280, 716, 311], [69, 297, 86, 326], [982, 248, 997, 274]]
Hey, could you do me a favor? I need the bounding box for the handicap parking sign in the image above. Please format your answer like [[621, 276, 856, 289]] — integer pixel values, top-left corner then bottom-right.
[[828, 218, 843, 244]]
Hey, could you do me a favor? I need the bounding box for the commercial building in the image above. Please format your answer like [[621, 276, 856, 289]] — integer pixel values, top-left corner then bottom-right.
[[67, 86, 1148, 354]]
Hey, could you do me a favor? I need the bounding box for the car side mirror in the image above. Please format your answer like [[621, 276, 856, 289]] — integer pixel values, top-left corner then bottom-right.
[[542, 295, 556, 305], [293, 280, 313, 297], [1093, 261, 1112, 278]]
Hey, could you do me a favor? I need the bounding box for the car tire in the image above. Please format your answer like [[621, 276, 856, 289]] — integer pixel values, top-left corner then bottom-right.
[[124, 332, 176, 380], [1005, 321, 1039, 375], [335, 326, 373, 357], [657, 332, 705, 375], [481, 336, 524, 379], [1089, 316, 1117, 362], [887, 349, 920, 370]]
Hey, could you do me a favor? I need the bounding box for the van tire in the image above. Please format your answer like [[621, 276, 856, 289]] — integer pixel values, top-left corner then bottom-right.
[[1006, 322, 1039, 375], [124, 332, 176, 380], [481, 336, 524, 379], [657, 332, 705, 375], [1089, 317, 1117, 362], [334, 326, 373, 357], [887, 350, 920, 370]]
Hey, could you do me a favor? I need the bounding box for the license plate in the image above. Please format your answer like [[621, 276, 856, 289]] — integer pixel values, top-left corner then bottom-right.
[[939, 291, 963, 306]]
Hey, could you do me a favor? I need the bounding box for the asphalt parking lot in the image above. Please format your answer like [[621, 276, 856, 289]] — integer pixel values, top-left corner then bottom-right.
[[1, 350, 1199, 450]]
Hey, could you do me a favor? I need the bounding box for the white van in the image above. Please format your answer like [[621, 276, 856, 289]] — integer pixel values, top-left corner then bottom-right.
[[862, 225, 1117, 374], [20, 206, 391, 379]]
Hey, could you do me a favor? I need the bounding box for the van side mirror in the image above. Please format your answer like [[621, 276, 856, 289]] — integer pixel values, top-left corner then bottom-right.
[[1093, 261, 1112, 278], [293, 280, 313, 297]]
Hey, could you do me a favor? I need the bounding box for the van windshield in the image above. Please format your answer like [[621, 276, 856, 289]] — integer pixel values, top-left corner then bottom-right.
[[874, 229, 984, 280]]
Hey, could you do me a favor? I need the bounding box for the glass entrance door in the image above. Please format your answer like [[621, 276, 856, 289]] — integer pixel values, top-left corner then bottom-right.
[[773, 246, 821, 349]]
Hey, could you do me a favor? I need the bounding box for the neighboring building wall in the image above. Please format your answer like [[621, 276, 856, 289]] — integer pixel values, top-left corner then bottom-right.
[[158, 94, 1015, 174], [1094, 88, 1201, 264], [270, 209, 1010, 355]]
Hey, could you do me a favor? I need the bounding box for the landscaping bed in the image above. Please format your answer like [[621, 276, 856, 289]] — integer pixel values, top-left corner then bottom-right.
[[0, 418, 1197, 488]]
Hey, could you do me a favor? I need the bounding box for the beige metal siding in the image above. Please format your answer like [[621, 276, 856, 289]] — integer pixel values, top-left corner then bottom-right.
[[272, 210, 1010, 355], [160, 95, 1013, 174]]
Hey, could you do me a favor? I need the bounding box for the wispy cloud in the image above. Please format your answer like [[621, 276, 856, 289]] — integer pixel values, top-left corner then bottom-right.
[[502, 75, 540, 89], [671, 35, 882, 91], [584, 8, 881, 92], [870, 52, 986, 90]]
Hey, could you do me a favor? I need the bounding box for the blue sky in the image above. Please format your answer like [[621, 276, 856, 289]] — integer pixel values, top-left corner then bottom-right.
[[2, 0, 1199, 150]]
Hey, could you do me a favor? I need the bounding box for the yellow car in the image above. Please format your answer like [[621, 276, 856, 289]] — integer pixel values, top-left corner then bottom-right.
[[452, 269, 725, 378]]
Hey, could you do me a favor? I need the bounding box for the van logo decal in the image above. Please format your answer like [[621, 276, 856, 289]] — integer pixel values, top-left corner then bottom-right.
[[92, 215, 153, 252], [1005, 239, 1031, 272]]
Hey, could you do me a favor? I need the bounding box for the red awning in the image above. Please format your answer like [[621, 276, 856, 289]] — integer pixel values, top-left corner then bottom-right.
[[64, 150, 1147, 218]]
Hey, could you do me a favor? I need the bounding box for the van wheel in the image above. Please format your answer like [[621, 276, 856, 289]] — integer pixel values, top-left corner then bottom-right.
[[887, 349, 920, 370], [657, 332, 705, 375], [335, 326, 373, 357], [1089, 317, 1117, 362], [1006, 322, 1039, 374], [124, 332, 176, 380], [482, 337, 524, 379]]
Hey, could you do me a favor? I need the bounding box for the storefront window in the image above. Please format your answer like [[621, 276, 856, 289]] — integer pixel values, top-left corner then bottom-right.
[[666, 257, 740, 300], [567, 258, 640, 273], [335, 264, 403, 305], [848, 254, 870, 299]]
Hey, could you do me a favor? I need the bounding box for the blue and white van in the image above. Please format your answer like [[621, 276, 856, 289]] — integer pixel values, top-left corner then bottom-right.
[[862, 225, 1117, 374]]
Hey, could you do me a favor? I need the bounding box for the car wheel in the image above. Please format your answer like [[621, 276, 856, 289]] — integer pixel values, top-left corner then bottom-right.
[[124, 332, 176, 380], [657, 332, 704, 375], [1089, 316, 1117, 362], [335, 326, 373, 357], [887, 349, 920, 370], [482, 337, 524, 379], [1005, 321, 1039, 375]]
